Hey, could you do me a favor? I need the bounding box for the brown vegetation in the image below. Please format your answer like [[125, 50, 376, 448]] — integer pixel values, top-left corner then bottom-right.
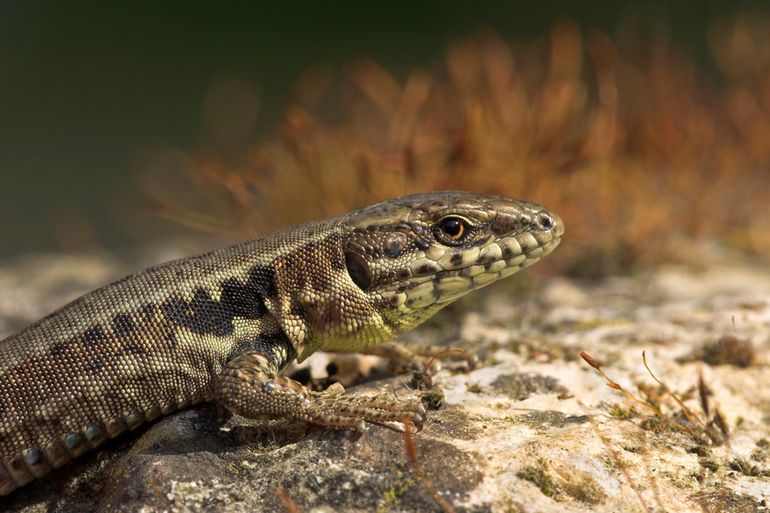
[[145, 14, 770, 276]]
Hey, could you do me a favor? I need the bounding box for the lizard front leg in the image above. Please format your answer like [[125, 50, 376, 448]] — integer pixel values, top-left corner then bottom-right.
[[216, 347, 425, 432]]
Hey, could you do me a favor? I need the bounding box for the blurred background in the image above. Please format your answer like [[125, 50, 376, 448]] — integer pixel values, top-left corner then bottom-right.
[[3, 1, 770, 276]]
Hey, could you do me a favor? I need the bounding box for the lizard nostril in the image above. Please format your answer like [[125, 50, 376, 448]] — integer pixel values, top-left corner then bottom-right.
[[538, 214, 554, 231]]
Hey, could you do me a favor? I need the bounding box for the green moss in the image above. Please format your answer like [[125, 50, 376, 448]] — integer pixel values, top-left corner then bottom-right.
[[517, 462, 557, 498], [518, 459, 607, 504], [515, 410, 588, 429], [465, 382, 483, 394], [491, 373, 569, 401], [729, 458, 769, 477], [559, 474, 607, 505], [699, 335, 755, 368], [608, 403, 634, 419], [376, 470, 418, 513]]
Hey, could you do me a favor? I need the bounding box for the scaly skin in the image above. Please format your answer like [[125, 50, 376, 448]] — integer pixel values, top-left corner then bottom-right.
[[0, 191, 563, 495]]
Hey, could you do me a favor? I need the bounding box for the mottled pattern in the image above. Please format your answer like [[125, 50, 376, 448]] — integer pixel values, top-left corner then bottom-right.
[[0, 191, 563, 495]]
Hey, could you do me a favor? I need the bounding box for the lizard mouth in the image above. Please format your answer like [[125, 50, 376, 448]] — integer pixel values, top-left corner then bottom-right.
[[386, 228, 563, 311]]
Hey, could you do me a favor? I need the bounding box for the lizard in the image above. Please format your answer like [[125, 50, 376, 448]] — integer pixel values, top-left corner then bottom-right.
[[0, 191, 563, 496]]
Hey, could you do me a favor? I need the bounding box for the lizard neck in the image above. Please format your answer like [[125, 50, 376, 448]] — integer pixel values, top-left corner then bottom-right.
[[264, 226, 395, 362]]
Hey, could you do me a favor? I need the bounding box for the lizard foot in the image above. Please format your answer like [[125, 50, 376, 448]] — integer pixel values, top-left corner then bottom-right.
[[217, 352, 425, 433], [304, 382, 426, 432]]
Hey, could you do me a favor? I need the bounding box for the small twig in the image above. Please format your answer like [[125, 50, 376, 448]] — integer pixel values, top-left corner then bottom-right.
[[403, 421, 457, 513], [580, 352, 660, 416], [581, 351, 699, 438], [276, 486, 303, 513], [424, 348, 470, 371], [642, 351, 705, 429], [713, 409, 730, 440], [697, 367, 710, 418]]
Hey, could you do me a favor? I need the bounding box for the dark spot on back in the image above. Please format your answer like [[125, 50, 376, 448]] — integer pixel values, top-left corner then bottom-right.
[[141, 304, 156, 321], [220, 277, 267, 319], [50, 342, 67, 356], [161, 299, 191, 326], [83, 325, 106, 346], [85, 357, 104, 373], [113, 314, 135, 335], [123, 342, 146, 356], [248, 266, 277, 297], [161, 289, 234, 337], [161, 268, 273, 339]]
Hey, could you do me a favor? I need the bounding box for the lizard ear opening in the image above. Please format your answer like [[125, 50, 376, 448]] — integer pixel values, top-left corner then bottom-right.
[[344, 251, 373, 291]]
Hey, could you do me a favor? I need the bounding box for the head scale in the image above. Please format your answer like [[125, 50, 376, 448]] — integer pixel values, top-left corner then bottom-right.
[[342, 191, 564, 334]]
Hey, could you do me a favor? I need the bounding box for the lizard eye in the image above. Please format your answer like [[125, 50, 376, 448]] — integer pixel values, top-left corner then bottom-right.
[[434, 216, 468, 244]]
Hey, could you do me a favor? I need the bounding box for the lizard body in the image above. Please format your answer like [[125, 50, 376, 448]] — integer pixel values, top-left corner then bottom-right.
[[0, 191, 563, 495]]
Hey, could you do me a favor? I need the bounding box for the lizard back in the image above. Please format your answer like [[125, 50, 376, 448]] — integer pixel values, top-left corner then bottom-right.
[[0, 215, 344, 491]]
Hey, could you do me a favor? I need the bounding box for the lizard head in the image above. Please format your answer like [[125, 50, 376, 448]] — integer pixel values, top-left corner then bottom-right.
[[343, 191, 564, 334]]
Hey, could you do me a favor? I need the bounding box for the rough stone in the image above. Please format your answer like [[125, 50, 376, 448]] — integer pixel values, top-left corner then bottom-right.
[[2, 254, 769, 512]]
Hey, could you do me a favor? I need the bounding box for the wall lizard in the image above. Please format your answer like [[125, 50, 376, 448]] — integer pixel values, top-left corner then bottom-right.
[[0, 191, 563, 496]]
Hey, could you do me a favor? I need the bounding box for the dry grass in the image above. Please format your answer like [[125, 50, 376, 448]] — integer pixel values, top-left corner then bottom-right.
[[143, 13, 770, 276]]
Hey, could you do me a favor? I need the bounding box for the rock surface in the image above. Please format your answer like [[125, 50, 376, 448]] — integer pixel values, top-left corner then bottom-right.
[[1, 253, 769, 512]]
